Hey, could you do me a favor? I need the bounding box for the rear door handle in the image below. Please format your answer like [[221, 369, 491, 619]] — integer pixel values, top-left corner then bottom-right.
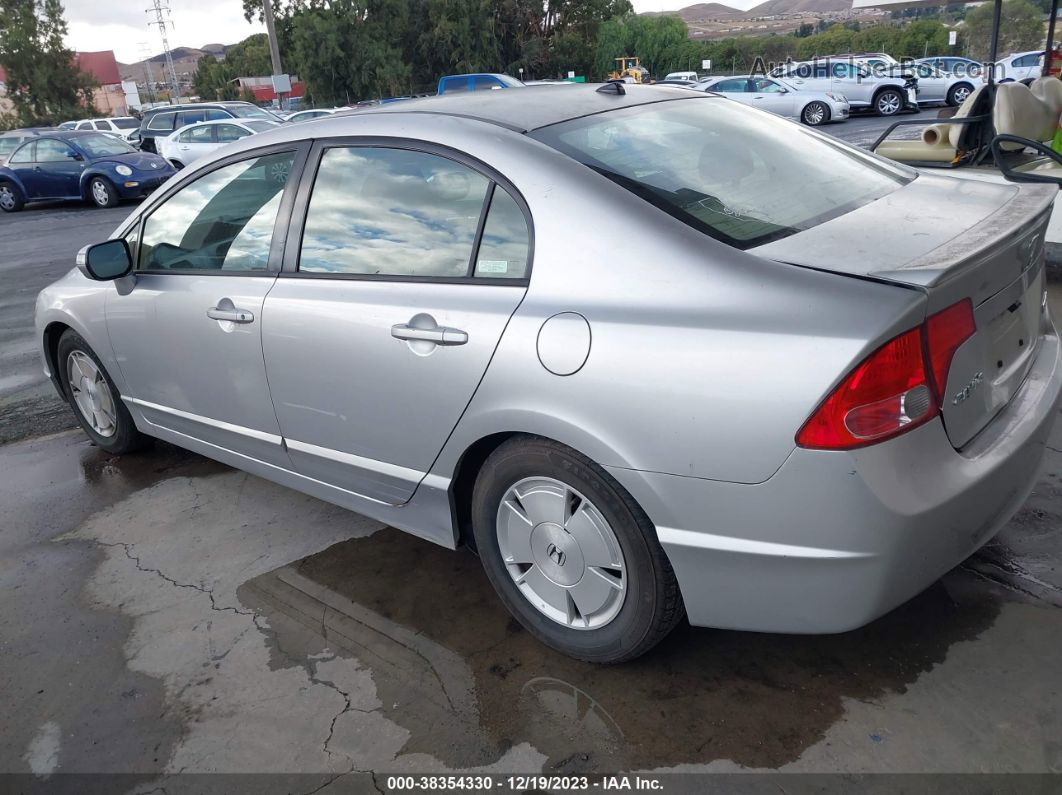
[[391, 323, 468, 345], [207, 306, 254, 323]]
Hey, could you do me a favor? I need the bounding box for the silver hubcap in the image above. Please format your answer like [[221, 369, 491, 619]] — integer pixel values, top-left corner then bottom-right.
[[805, 104, 825, 124], [496, 477, 626, 630], [0, 185, 14, 210], [953, 86, 970, 103], [878, 93, 901, 114], [92, 180, 109, 206], [67, 351, 117, 438]]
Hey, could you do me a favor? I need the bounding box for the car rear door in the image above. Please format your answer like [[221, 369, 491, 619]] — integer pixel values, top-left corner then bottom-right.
[[261, 141, 532, 505], [174, 123, 218, 164], [105, 144, 308, 466]]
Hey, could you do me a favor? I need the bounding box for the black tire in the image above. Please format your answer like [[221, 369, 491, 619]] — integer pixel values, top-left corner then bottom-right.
[[947, 82, 974, 107], [471, 436, 685, 663], [56, 329, 151, 455], [88, 176, 118, 208], [801, 100, 830, 126], [0, 179, 24, 213], [874, 87, 905, 116]]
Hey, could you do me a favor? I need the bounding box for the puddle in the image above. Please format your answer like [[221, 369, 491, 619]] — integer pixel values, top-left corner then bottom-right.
[[240, 528, 1003, 772]]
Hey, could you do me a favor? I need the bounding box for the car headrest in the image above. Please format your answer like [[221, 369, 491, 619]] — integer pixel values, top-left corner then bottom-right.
[[994, 81, 1057, 148], [948, 84, 987, 148], [1029, 75, 1062, 116]]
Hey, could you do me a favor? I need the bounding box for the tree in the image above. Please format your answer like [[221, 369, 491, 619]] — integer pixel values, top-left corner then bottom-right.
[[795, 22, 814, 38], [0, 0, 97, 125], [964, 0, 1044, 61], [192, 34, 275, 100]]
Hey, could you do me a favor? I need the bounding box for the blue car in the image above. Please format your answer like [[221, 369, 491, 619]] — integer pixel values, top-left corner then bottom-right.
[[0, 130, 175, 213], [437, 73, 524, 94]]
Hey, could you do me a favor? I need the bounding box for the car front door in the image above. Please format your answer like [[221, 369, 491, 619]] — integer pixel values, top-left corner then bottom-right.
[[747, 78, 795, 116], [32, 138, 84, 197], [105, 145, 306, 466], [261, 143, 532, 506]]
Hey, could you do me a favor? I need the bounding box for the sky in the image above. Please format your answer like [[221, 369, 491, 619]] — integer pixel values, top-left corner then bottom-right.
[[62, 0, 761, 65]]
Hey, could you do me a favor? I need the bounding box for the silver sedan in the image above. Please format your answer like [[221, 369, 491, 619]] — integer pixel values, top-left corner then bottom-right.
[[35, 85, 1062, 662], [701, 74, 851, 125]]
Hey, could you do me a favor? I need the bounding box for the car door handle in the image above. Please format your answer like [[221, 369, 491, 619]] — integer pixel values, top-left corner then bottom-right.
[[391, 323, 468, 345], [207, 306, 254, 323]]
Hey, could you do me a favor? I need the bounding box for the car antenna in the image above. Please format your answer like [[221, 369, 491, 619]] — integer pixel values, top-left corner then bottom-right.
[[597, 80, 626, 95]]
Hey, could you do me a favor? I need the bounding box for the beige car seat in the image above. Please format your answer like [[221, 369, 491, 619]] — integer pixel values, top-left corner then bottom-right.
[[874, 84, 986, 163]]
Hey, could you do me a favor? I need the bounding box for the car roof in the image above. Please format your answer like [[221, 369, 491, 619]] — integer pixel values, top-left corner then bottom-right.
[[343, 83, 709, 133], [144, 102, 254, 114]]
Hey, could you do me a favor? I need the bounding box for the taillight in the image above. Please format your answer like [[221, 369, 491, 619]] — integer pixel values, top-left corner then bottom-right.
[[796, 299, 976, 451]]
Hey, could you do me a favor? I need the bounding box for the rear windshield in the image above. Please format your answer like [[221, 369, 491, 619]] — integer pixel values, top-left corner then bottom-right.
[[0, 136, 25, 155], [531, 97, 911, 249], [226, 105, 281, 121], [112, 117, 140, 129], [244, 120, 279, 132]]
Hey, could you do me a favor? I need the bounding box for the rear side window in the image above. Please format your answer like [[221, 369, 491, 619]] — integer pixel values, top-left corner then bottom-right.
[[299, 147, 490, 277], [205, 109, 231, 121], [139, 151, 294, 272], [146, 112, 176, 132], [215, 124, 249, 143], [179, 110, 207, 126], [94, 121, 110, 131], [531, 97, 910, 250], [474, 187, 530, 279]]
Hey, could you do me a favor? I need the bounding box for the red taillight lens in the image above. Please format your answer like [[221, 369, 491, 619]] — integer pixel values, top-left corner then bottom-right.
[[925, 298, 976, 398], [797, 327, 937, 450], [796, 299, 976, 451]]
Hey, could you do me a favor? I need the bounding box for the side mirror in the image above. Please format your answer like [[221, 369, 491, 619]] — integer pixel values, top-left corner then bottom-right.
[[67, 151, 83, 161], [76, 239, 132, 281]]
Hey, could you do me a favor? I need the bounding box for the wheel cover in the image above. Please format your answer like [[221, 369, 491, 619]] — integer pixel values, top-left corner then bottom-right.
[[496, 476, 627, 630], [0, 185, 15, 210], [878, 93, 901, 114], [91, 180, 109, 205], [67, 351, 117, 438], [805, 104, 825, 124], [953, 86, 971, 103]]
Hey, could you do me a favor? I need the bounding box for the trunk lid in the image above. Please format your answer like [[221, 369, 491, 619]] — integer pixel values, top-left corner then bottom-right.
[[753, 173, 1054, 448]]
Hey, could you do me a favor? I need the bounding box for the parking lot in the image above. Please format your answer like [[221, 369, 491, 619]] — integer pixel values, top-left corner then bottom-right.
[[2, 119, 1062, 787]]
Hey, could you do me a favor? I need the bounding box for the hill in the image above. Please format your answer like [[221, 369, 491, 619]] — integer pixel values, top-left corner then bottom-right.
[[744, 0, 853, 15], [645, 3, 745, 20], [118, 43, 233, 83]]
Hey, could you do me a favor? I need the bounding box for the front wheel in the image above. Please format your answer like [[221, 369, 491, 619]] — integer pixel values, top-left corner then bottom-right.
[[875, 88, 904, 116], [57, 330, 151, 454], [88, 176, 118, 208], [0, 180, 24, 212], [471, 436, 685, 663], [801, 101, 830, 126]]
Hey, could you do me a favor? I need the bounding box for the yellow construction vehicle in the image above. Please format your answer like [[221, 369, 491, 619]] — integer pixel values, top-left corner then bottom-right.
[[609, 56, 650, 84]]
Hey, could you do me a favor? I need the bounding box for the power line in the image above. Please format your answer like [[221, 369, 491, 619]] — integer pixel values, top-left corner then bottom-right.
[[146, 0, 180, 101]]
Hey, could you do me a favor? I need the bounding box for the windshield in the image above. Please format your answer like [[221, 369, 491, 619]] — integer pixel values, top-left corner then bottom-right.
[[76, 133, 138, 157], [531, 97, 912, 250], [227, 105, 282, 121], [244, 120, 279, 132], [112, 117, 140, 129]]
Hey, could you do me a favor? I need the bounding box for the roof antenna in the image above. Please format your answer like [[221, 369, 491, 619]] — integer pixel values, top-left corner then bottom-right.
[[597, 80, 626, 95]]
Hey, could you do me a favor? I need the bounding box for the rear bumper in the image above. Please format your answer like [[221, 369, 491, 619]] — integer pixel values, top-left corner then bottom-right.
[[608, 320, 1062, 633]]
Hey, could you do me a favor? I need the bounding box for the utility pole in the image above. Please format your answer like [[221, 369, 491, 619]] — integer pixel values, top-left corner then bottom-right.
[[139, 42, 157, 105], [146, 0, 181, 102], [261, 0, 286, 109]]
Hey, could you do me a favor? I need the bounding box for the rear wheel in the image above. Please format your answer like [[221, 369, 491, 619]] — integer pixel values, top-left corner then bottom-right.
[[801, 101, 830, 126], [471, 436, 684, 663], [57, 330, 150, 454], [947, 82, 974, 106], [0, 180, 24, 212], [875, 88, 904, 116], [88, 176, 118, 208]]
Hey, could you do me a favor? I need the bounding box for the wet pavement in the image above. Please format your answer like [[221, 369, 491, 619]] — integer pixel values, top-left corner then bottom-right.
[[1, 415, 1061, 783]]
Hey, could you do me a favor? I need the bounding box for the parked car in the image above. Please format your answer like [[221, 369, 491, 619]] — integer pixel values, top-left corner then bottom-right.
[[916, 56, 985, 81], [437, 73, 524, 94], [0, 127, 57, 165], [857, 59, 975, 106], [992, 50, 1043, 83], [58, 121, 79, 130], [72, 117, 141, 140], [159, 119, 282, 169], [137, 101, 284, 154], [701, 74, 849, 125], [286, 108, 341, 123], [663, 71, 700, 82], [35, 85, 1061, 663], [771, 58, 917, 116], [0, 130, 174, 212], [653, 79, 703, 89]]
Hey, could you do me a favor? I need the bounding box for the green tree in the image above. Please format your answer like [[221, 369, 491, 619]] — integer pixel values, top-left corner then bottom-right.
[[964, 0, 1044, 61], [192, 33, 274, 100], [0, 0, 96, 125]]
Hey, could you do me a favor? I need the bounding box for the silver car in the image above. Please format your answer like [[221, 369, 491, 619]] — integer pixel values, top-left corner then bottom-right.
[[35, 85, 1062, 662], [700, 74, 850, 125]]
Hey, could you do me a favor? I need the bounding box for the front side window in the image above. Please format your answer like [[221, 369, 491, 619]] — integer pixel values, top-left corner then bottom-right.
[[179, 110, 207, 127], [751, 78, 783, 93], [139, 151, 294, 272], [147, 112, 176, 132], [299, 147, 490, 277], [35, 139, 77, 162], [531, 96, 911, 250], [712, 79, 748, 93]]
